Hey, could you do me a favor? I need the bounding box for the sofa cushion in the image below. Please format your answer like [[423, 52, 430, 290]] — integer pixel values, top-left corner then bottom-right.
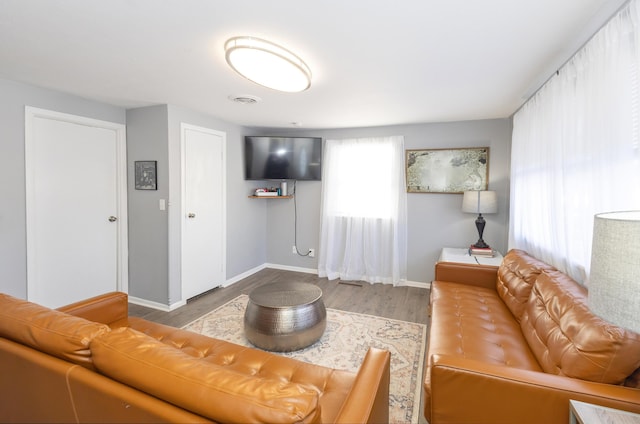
[[428, 281, 543, 370], [91, 327, 321, 424], [496, 249, 556, 322], [0, 293, 110, 369], [520, 270, 640, 384]]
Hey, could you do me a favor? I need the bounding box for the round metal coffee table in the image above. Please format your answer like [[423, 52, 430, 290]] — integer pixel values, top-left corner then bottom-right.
[[244, 281, 326, 352]]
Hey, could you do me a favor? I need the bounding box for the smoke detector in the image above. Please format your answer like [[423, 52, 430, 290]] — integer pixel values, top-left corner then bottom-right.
[[228, 94, 261, 104]]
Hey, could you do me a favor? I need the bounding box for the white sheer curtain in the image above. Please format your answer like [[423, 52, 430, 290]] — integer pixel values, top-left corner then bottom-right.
[[318, 136, 407, 285], [510, 0, 640, 283]]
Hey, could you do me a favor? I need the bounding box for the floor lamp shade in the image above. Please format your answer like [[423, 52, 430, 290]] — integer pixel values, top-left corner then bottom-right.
[[462, 191, 497, 249], [588, 211, 640, 334]]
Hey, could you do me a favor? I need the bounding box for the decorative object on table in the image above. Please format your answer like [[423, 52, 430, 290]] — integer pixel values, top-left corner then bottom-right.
[[183, 294, 427, 424], [588, 210, 640, 334], [134, 160, 157, 190], [405, 147, 489, 193], [462, 190, 497, 249], [468, 245, 495, 257]]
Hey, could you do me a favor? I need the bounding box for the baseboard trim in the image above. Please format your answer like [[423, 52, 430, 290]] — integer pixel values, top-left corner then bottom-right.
[[265, 263, 318, 274], [223, 263, 267, 287], [401, 280, 430, 289], [265, 263, 430, 288], [128, 296, 186, 312]]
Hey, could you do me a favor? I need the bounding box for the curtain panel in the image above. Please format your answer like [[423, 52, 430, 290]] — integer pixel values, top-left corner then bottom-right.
[[318, 136, 407, 285], [510, 0, 640, 283]]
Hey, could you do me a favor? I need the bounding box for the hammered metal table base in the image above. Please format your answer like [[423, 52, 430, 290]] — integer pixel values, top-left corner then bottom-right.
[[244, 281, 326, 352]]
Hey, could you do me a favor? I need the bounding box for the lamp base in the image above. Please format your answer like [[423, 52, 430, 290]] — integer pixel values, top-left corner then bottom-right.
[[471, 214, 490, 249], [472, 240, 490, 249]]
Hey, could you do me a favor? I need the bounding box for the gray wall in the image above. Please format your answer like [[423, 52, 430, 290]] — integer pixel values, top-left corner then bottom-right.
[[250, 118, 512, 284], [0, 76, 512, 304], [126, 105, 170, 304], [126, 104, 268, 306], [0, 78, 126, 298]]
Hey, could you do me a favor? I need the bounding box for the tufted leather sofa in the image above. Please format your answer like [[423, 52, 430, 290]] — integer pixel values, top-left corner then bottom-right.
[[424, 249, 640, 424], [0, 291, 390, 423]]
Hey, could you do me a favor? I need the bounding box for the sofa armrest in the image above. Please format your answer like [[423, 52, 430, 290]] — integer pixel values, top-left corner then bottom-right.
[[57, 292, 128, 326], [429, 354, 640, 424], [434, 262, 498, 289], [334, 347, 390, 424]]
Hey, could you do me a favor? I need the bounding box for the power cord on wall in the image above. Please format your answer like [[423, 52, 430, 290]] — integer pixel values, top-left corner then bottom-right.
[[292, 180, 312, 257]]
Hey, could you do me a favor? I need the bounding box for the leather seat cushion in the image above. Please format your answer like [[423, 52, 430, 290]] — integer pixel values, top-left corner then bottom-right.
[[91, 327, 321, 424], [0, 293, 110, 369], [428, 281, 542, 370], [521, 270, 640, 384]]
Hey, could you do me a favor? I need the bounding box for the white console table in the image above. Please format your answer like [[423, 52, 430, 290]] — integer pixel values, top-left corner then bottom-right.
[[570, 400, 640, 423], [439, 247, 504, 267]]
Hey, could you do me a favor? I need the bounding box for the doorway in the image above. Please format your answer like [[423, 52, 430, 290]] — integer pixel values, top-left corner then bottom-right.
[[25, 107, 128, 308], [180, 123, 226, 300]]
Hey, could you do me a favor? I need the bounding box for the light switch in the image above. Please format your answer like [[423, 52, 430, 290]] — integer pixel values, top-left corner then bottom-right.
[[159, 199, 166, 211]]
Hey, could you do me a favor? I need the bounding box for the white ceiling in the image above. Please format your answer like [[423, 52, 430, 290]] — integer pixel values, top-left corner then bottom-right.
[[0, 0, 629, 129]]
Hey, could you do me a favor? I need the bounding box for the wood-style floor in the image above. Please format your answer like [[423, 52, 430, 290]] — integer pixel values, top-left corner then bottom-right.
[[129, 268, 430, 328]]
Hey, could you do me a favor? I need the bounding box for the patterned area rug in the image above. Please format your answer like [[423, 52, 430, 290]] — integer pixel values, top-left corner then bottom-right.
[[183, 294, 427, 424]]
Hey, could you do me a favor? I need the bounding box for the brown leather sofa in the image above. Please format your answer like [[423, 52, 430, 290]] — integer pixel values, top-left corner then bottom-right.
[[424, 249, 640, 424], [0, 291, 390, 423]]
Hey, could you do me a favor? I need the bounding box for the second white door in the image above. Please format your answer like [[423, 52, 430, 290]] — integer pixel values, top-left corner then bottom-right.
[[181, 124, 226, 300]]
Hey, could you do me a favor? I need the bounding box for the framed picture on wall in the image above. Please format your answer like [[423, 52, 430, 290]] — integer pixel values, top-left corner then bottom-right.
[[134, 160, 157, 190], [405, 147, 489, 193]]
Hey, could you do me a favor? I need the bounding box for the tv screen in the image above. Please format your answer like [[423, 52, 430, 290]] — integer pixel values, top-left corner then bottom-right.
[[244, 136, 322, 180]]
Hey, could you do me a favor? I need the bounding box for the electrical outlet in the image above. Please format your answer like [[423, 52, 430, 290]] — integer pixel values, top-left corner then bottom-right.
[[308, 248, 315, 258], [292, 245, 297, 254]]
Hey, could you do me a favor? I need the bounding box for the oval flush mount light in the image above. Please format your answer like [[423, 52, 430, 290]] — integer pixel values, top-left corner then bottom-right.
[[225, 36, 312, 92]]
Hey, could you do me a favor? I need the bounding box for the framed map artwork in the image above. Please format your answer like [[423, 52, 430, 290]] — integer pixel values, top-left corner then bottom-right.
[[405, 147, 489, 193]]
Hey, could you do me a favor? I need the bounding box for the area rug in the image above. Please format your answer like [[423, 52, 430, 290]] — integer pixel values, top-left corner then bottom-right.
[[183, 294, 427, 424]]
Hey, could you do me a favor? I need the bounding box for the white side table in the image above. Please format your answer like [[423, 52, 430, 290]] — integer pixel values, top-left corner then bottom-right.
[[570, 400, 640, 423], [439, 247, 504, 267]]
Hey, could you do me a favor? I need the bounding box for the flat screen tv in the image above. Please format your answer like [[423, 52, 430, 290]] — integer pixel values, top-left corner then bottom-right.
[[244, 136, 322, 180]]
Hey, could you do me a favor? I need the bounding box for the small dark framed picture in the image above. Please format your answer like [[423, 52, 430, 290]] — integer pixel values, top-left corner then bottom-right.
[[134, 161, 157, 190]]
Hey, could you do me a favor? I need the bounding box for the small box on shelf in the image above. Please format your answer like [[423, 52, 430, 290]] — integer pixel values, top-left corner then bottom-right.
[[249, 187, 293, 199]]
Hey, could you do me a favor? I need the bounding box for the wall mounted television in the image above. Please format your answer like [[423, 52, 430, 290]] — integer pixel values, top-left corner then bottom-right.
[[244, 136, 322, 180]]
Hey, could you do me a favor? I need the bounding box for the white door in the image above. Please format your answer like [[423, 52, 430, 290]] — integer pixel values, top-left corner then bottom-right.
[[25, 107, 128, 308], [181, 124, 226, 300]]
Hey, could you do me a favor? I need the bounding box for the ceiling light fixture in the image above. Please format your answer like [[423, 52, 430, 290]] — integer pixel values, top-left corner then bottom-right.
[[225, 36, 311, 93]]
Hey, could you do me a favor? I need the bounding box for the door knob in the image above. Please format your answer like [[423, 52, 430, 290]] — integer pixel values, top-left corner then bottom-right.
[[187, 213, 196, 218], [108, 216, 117, 222]]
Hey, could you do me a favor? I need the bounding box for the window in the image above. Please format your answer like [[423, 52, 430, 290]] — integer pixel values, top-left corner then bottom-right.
[[318, 136, 407, 285]]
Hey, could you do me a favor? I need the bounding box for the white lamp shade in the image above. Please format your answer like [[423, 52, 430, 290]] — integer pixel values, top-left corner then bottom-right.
[[462, 191, 497, 214], [588, 211, 640, 334], [225, 36, 311, 93]]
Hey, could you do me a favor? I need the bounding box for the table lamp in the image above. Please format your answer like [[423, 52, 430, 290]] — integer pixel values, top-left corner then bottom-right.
[[588, 210, 640, 334], [462, 190, 497, 249]]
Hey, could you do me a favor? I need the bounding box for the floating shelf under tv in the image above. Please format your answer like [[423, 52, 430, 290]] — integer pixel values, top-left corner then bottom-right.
[[248, 195, 293, 199]]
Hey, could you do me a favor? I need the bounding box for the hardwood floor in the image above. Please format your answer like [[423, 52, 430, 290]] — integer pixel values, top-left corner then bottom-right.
[[129, 268, 430, 328]]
